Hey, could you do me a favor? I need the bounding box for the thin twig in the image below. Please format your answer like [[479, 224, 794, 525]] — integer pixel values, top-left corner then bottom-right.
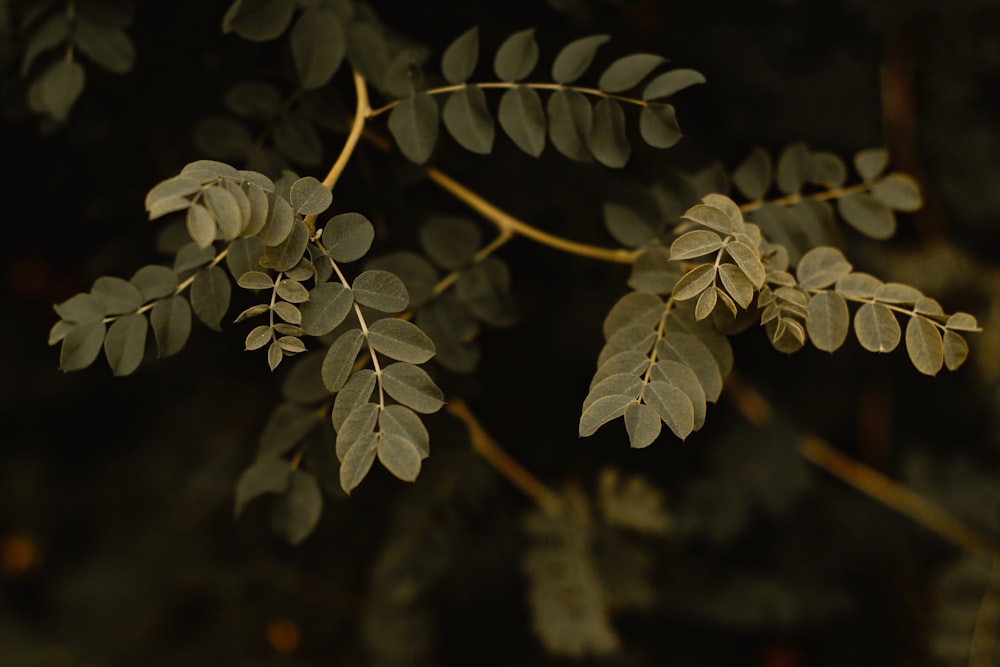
[[446, 399, 564, 516]]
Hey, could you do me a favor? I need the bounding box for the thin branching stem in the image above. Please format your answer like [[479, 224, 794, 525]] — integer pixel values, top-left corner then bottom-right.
[[739, 181, 870, 213], [367, 81, 645, 118], [447, 398, 564, 517]]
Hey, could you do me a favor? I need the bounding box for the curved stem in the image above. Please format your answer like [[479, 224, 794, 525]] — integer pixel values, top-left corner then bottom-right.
[[426, 167, 639, 264], [367, 82, 645, 118]]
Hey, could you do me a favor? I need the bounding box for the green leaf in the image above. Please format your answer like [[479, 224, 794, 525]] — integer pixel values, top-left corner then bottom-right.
[[806, 291, 849, 352], [551, 34, 609, 84], [150, 296, 192, 358], [441, 25, 479, 84], [21, 13, 70, 77], [639, 103, 682, 149], [597, 323, 657, 367], [31, 60, 85, 122], [245, 325, 272, 351], [588, 99, 629, 168], [694, 286, 717, 320], [643, 380, 694, 439], [322, 328, 365, 394], [874, 282, 923, 304], [871, 173, 923, 212], [261, 192, 294, 246], [414, 296, 480, 373], [835, 272, 882, 299], [289, 176, 332, 215], [379, 405, 430, 458], [493, 28, 538, 82], [234, 456, 292, 516], [421, 216, 481, 269], [130, 265, 178, 302], [48, 320, 73, 346], [300, 282, 354, 336], [854, 147, 889, 182], [732, 146, 772, 200], [725, 242, 766, 289], [579, 393, 633, 437], [670, 230, 724, 260], [339, 430, 377, 494], [243, 183, 273, 237], [946, 312, 980, 332], [583, 373, 642, 413], [367, 318, 435, 363], [804, 151, 847, 188], [657, 334, 723, 401], [442, 86, 495, 154], [59, 321, 106, 372], [598, 53, 666, 93], [775, 142, 809, 195], [291, 9, 345, 89], [352, 270, 409, 313], [261, 220, 310, 272], [259, 403, 321, 457], [91, 276, 142, 315], [590, 350, 649, 390], [332, 370, 376, 431], [186, 203, 217, 248], [682, 202, 740, 235], [837, 193, 896, 240], [276, 279, 309, 303], [272, 301, 301, 324], [455, 258, 516, 326], [857, 325, 903, 365], [905, 316, 944, 376], [388, 91, 440, 164], [222, 0, 295, 42], [270, 470, 322, 544], [547, 88, 592, 162], [943, 330, 969, 371], [237, 270, 274, 290], [672, 264, 716, 301], [602, 291, 664, 339], [603, 201, 656, 248], [380, 362, 445, 413], [364, 251, 438, 309], [624, 401, 661, 449], [377, 433, 422, 482], [498, 86, 546, 157], [144, 176, 201, 217], [649, 360, 707, 430], [796, 247, 853, 289], [190, 265, 231, 331], [54, 293, 106, 323], [323, 212, 374, 263], [103, 313, 148, 376], [717, 264, 754, 309], [206, 184, 245, 240], [337, 402, 379, 457], [642, 68, 705, 100], [629, 247, 681, 294]]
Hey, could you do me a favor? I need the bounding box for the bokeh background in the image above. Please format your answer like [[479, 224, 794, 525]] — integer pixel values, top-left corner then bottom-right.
[[3, 1, 1000, 665]]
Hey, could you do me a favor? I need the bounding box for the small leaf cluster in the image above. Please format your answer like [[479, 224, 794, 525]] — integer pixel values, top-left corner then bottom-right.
[[385, 25, 704, 166], [13, 0, 136, 124]]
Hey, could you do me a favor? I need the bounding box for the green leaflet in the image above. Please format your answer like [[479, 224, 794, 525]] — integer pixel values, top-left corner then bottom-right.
[[261, 193, 294, 246], [871, 173, 923, 212], [642, 68, 705, 101], [332, 370, 377, 431], [493, 28, 538, 82], [352, 270, 410, 313], [376, 433, 423, 482], [796, 247, 852, 289], [234, 456, 292, 516], [598, 53, 665, 93], [289, 176, 332, 216], [91, 276, 142, 314], [31, 60, 85, 122], [547, 88, 592, 162], [59, 321, 106, 372], [323, 212, 375, 263], [551, 34, 609, 84], [420, 216, 481, 270], [130, 265, 178, 302], [455, 258, 517, 326], [270, 470, 323, 544], [336, 402, 380, 460], [905, 316, 944, 376], [291, 9, 345, 89], [498, 86, 546, 157], [262, 220, 310, 272], [639, 103, 682, 149], [366, 318, 436, 364], [853, 302, 900, 353], [624, 401, 661, 449], [380, 362, 445, 414], [602, 291, 664, 340], [365, 251, 438, 309], [379, 405, 430, 458], [579, 393, 633, 437], [603, 202, 657, 248], [388, 91, 440, 165], [642, 380, 694, 440], [103, 313, 148, 376], [190, 265, 231, 331], [805, 292, 849, 353], [442, 86, 495, 154], [588, 99, 629, 168], [300, 282, 353, 336], [732, 146, 772, 201], [837, 193, 896, 240], [150, 296, 192, 358], [322, 328, 365, 394], [854, 147, 889, 182], [339, 431, 377, 494], [441, 26, 479, 84]]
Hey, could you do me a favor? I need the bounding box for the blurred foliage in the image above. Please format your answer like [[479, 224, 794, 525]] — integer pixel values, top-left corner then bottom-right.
[[3, 0, 1000, 665]]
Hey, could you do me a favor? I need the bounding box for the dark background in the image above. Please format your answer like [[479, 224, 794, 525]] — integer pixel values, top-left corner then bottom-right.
[[3, 0, 1000, 665]]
